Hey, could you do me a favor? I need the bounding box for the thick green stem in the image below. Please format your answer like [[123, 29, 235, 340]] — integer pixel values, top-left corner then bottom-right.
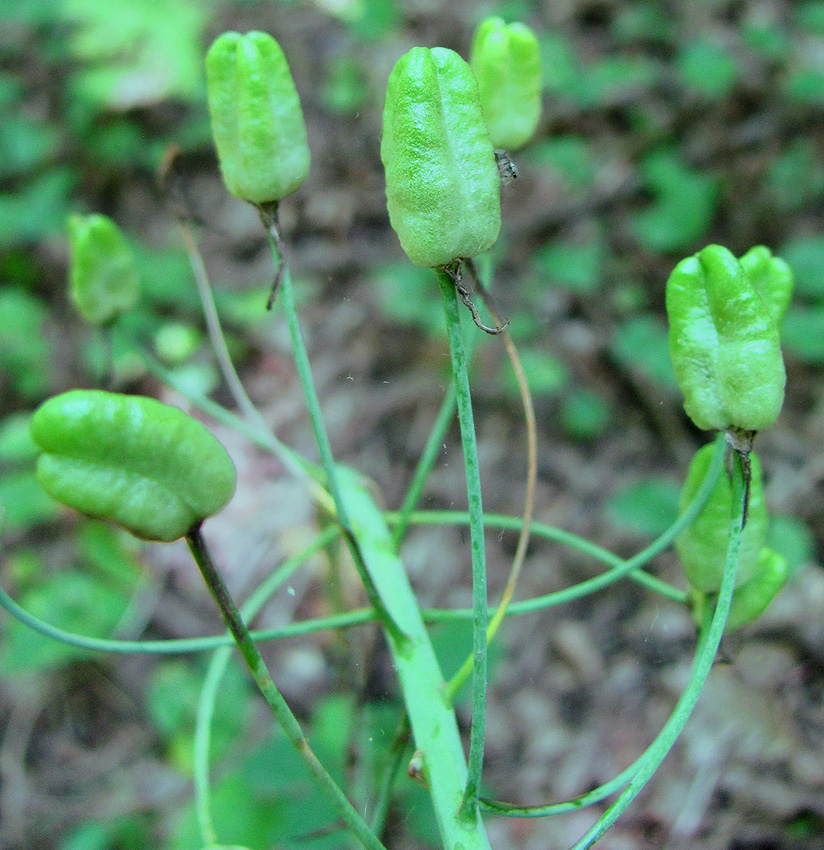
[[262, 214, 407, 648], [184, 525, 386, 850], [437, 270, 488, 818]]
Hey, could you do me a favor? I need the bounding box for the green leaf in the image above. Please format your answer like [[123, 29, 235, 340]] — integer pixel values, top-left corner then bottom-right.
[[783, 69, 824, 106], [0, 412, 39, 464], [0, 289, 51, 399], [611, 314, 679, 389], [796, 1, 824, 35], [526, 136, 597, 190], [631, 151, 718, 252], [169, 773, 284, 850], [372, 262, 442, 332], [677, 38, 738, 98], [61, 0, 209, 110], [535, 236, 605, 292], [782, 305, 824, 363], [606, 478, 681, 538], [767, 515, 816, 578], [781, 235, 824, 299], [502, 348, 569, 398], [0, 469, 60, 532], [560, 388, 611, 440], [0, 168, 77, 248], [765, 139, 824, 211], [0, 572, 129, 675]]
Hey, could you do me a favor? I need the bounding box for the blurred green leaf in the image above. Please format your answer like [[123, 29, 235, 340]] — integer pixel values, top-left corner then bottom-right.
[[0, 572, 129, 674], [76, 521, 142, 591], [611, 314, 678, 388], [540, 32, 585, 101], [321, 55, 368, 115], [606, 477, 681, 537], [346, 0, 397, 41], [503, 348, 569, 398], [170, 773, 285, 850], [561, 388, 611, 440], [766, 139, 824, 211], [612, 2, 674, 44], [742, 20, 791, 59], [0, 114, 60, 178], [527, 136, 597, 190], [61, 0, 209, 110], [0, 412, 39, 463], [0, 469, 60, 531], [677, 37, 738, 98], [783, 68, 824, 105], [535, 237, 605, 292], [781, 236, 824, 299], [372, 262, 441, 332], [584, 56, 658, 106], [59, 816, 150, 850], [0, 168, 77, 248], [631, 151, 718, 252], [767, 515, 816, 578], [146, 658, 251, 769], [781, 305, 824, 363], [0, 289, 52, 399], [795, 2, 824, 35]]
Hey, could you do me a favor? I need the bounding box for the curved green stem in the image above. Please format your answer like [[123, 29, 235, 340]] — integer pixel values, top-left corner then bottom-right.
[[193, 525, 339, 845], [568, 453, 744, 848], [0, 440, 723, 659], [437, 270, 488, 818], [184, 525, 385, 850]]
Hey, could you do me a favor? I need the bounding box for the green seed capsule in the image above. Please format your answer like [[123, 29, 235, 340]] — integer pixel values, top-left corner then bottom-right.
[[724, 547, 788, 631], [470, 16, 542, 152], [67, 214, 139, 326], [31, 390, 236, 542], [666, 244, 786, 432], [739, 245, 794, 326], [381, 46, 501, 268], [675, 443, 768, 593], [206, 31, 310, 205]]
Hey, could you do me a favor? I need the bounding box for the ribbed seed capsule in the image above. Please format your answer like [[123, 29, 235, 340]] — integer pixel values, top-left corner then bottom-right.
[[739, 245, 794, 326], [675, 443, 768, 593], [666, 244, 786, 432], [470, 16, 542, 151], [381, 46, 501, 268], [67, 214, 139, 326], [724, 547, 788, 631], [31, 390, 236, 542], [206, 31, 310, 205]]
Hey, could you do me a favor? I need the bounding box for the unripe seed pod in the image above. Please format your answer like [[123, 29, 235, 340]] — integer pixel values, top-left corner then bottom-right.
[[666, 244, 786, 432], [470, 16, 542, 151], [381, 46, 501, 268], [31, 390, 236, 542], [68, 214, 139, 325], [675, 444, 768, 593], [724, 547, 788, 631], [206, 31, 310, 205], [739, 245, 794, 326]]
